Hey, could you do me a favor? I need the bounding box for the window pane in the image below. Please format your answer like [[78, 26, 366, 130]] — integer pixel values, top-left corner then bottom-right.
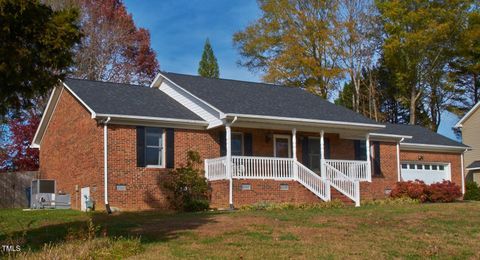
[[417, 164, 423, 170], [146, 147, 160, 165], [402, 164, 408, 169], [432, 165, 438, 170], [231, 133, 243, 156], [424, 165, 430, 170], [146, 128, 162, 146], [439, 165, 444, 171], [409, 164, 415, 169]]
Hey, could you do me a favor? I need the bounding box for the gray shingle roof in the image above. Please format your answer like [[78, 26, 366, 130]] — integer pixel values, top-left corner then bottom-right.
[[467, 161, 480, 169], [163, 72, 380, 125], [375, 123, 467, 147], [64, 78, 203, 121]]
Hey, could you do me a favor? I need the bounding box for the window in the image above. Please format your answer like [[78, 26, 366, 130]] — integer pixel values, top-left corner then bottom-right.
[[145, 127, 164, 167], [432, 165, 438, 170], [231, 133, 244, 156], [417, 164, 423, 170], [424, 165, 430, 170], [354, 140, 367, 160], [402, 164, 408, 169], [280, 184, 289, 191], [409, 164, 415, 169], [439, 165, 445, 171], [274, 135, 291, 158], [241, 184, 251, 190]]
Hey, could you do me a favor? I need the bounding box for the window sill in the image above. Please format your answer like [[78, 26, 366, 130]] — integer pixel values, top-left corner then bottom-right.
[[146, 165, 165, 169]]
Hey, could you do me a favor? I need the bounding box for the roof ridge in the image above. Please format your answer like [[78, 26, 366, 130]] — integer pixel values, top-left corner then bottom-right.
[[65, 77, 144, 88], [163, 71, 300, 90]]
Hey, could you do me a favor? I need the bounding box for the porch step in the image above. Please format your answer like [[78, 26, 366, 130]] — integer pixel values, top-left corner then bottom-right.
[[330, 187, 354, 205]]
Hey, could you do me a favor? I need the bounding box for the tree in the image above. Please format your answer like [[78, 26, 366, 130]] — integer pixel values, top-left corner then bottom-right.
[[376, 0, 471, 126], [47, 0, 160, 85], [198, 38, 220, 78], [449, 7, 480, 112], [0, 0, 82, 116], [337, 0, 380, 113], [0, 109, 40, 171], [233, 0, 343, 99]]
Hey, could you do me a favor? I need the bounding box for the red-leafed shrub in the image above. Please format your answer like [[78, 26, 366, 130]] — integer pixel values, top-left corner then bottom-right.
[[390, 180, 429, 202], [391, 180, 462, 203], [428, 181, 462, 202]]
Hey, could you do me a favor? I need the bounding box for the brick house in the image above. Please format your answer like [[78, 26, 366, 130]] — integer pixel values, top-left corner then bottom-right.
[[32, 73, 468, 211]]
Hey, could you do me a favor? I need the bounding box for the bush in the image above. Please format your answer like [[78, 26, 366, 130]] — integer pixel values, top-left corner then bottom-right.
[[390, 180, 462, 203], [239, 200, 345, 211], [428, 181, 462, 202], [163, 151, 210, 211], [390, 180, 429, 202], [464, 181, 480, 201], [363, 197, 420, 206]]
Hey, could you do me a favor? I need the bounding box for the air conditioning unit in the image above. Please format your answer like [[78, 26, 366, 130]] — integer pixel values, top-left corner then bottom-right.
[[30, 179, 56, 209]]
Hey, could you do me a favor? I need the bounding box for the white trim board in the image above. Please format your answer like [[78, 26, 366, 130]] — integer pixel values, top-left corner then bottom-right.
[[455, 101, 480, 128]]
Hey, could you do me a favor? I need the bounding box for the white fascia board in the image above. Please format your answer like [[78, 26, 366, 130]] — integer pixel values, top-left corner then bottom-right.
[[455, 101, 480, 128], [62, 82, 97, 118], [154, 73, 224, 128], [222, 113, 386, 130], [466, 167, 480, 171], [95, 113, 208, 129], [400, 142, 468, 152], [31, 86, 64, 149]]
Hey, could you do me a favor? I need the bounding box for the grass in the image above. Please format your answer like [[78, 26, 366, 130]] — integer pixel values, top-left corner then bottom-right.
[[1, 201, 480, 259]]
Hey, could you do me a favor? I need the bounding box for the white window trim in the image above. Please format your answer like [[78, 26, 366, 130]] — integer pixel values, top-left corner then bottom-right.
[[273, 134, 291, 158], [145, 128, 166, 168], [231, 132, 244, 156]]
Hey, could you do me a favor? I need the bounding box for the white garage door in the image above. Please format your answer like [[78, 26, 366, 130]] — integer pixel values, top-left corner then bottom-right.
[[401, 162, 451, 184]]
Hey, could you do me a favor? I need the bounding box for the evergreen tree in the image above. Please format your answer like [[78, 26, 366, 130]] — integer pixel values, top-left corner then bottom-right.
[[198, 38, 220, 78]]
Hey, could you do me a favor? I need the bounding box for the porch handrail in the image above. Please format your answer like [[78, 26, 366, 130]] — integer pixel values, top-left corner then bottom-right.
[[325, 159, 371, 182], [324, 163, 360, 207], [231, 156, 295, 180], [295, 161, 331, 202], [204, 156, 228, 181]]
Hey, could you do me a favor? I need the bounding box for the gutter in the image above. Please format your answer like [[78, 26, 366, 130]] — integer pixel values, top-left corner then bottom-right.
[[103, 117, 112, 214]]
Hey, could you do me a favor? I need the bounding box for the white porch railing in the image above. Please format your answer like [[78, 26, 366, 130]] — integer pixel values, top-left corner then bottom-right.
[[205, 156, 331, 202], [232, 156, 295, 179], [204, 156, 227, 180], [324, 163, 360, 207], [295, 162, 330, 202], [325, 159, 371, 182]]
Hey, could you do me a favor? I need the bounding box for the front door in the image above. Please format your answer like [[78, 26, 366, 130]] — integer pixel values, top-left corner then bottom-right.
[[307, 137, 321, 173], [274, 135, 291, 158]]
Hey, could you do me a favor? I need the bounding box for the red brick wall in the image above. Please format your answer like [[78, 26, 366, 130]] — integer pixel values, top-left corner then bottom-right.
[[106, 126, 220, 210], [209, 179, 323, 208], [361, 142, 399, 200], [39, 88, 103, 210]]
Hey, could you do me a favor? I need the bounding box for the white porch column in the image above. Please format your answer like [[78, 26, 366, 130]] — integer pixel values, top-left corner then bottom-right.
[[226, 124, 233, 209], [320, 130, 325, 177], [292, 128, 297, 179], [366, 134, 371, 182], [461, 151, 465, 194]]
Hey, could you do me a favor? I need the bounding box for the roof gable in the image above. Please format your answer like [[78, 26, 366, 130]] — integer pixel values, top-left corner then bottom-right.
[[455, 101, 480, 128]]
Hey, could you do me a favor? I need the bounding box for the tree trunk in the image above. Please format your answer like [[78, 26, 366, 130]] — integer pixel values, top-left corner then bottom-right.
[[409, 88, 416, 125]]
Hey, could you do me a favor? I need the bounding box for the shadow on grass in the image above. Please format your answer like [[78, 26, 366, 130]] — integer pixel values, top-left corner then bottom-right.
[[0, 210, 218, 253]]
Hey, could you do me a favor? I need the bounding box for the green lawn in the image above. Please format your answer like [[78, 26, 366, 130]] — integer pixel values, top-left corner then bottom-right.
[[1, 202, 480, 259]]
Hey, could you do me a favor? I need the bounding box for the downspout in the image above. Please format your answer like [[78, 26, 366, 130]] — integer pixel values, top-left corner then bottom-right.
[[461, 148, 467, 195], [397, 138, 404, 182], [103, 117, 112, 214]]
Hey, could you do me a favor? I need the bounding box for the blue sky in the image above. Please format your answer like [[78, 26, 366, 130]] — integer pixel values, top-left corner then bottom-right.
[[123, 0, 261, 82], [123, 0, 460, 141]]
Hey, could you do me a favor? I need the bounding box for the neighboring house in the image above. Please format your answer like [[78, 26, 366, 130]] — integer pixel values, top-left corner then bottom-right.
[[32, 73, 468, 211], [455, 102, 480, 184]]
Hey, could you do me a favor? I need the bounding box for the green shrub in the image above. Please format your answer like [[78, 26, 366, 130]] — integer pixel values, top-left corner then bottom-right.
[[363, 197, 420, 206], [464, 181, 480, 201], [163, 151, 210, 211]]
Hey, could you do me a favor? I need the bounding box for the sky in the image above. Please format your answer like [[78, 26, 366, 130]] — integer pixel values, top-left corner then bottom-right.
[[123, 0, 459, 141], [123, 0, 261, 82]]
